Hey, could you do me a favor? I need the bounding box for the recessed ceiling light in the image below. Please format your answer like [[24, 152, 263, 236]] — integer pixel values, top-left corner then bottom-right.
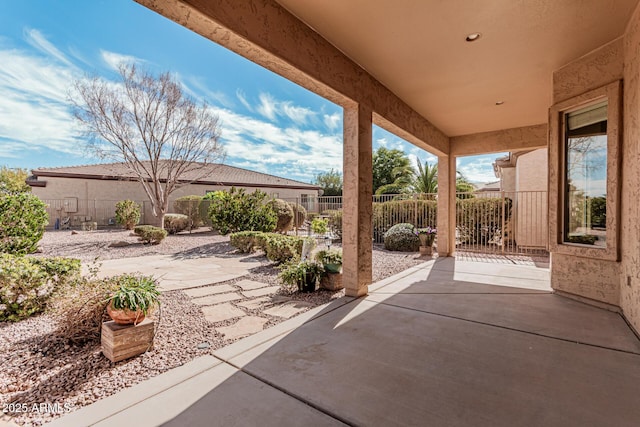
[[465, 33, 482, 42], [495, 101, 504, 105]]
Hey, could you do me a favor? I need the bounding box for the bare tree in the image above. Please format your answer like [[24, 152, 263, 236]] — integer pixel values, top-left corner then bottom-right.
[[72, 64, 224, 228]]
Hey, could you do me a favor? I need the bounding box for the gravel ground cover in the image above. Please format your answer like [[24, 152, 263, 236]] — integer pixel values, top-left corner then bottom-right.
[[1, 229, 425, 426]]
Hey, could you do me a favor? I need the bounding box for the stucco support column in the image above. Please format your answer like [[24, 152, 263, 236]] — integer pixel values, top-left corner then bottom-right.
[[437, 155, 456, 256], [343, 104, 373, 297]]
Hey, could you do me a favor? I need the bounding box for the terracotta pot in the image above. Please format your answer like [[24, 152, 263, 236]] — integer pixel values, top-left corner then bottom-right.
[[419, 245, 433, 256], [107, 302, 146, 325]]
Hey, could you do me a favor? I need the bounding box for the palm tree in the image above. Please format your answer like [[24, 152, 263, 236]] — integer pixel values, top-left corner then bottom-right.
[[412, 158, 438, 194]]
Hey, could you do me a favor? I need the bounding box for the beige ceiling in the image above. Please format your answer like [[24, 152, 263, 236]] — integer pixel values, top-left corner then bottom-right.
[[275, 0, 638, 137]]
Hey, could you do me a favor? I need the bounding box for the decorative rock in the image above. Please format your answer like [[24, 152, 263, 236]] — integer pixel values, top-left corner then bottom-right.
[[71, 230, 78, 235], [201, 303, 246, 323], [217, 316, 268, 340], [108, 240, 131, 248], [197, 342, 210, 349]]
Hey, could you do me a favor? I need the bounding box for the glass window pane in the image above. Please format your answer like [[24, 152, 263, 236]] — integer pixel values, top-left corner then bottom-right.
[[563, 103, 607, 247]]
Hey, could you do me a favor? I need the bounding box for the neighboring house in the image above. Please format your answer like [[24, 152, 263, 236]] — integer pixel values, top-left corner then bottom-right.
[[493, 149, 548, 250], [27, 162, 321, 227]]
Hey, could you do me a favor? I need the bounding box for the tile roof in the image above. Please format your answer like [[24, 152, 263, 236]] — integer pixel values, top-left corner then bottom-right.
[[31, 161, 319, 190]]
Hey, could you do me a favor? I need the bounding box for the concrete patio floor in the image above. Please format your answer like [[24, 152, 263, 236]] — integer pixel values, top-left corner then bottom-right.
[[50, 257, 640, 427]]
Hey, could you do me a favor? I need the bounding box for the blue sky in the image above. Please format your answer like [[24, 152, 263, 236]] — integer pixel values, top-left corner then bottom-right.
[[0, 0, 501, 184]]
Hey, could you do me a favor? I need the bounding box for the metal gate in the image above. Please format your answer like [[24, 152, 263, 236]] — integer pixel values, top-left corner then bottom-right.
[[455, 191, 548, 256]]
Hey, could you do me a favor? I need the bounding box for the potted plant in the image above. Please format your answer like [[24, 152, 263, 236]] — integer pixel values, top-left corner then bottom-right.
[[105, 274, 160, 325], [315, 248, 343, 291], [416, 226, 437, 256], [278, 259, 324, 293]]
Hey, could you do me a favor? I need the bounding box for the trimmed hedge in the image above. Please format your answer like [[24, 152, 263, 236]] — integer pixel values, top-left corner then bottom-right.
[[229, 231, 316, 263], [287, 202, 307, 228], [456, 197, 512, 244], [383, 223, 420, 252], [267, 199, 294, 233], [0, 254, 81, 321], [115, 199, 141, 230], [373, 199, 437, 243], [0, 192, 48, 255], [164, 213, 190, 234], [207, 188, 277, 234], [134, 225, 168, 244], [173, 195, 203, 231]]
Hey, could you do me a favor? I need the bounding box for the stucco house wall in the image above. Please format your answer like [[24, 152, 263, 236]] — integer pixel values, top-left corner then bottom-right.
[[548, 2, 640, 334], [29, 163, 320, 227]]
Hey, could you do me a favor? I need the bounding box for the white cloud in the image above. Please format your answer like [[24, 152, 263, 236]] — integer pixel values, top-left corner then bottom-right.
[[323, 112, 341, 130], [24, 28, 75, 68], [256, 92, 277, 121], [100, 49, 138, 71], [0, 43, 83, 157], [281, 102, 313, 125], [236, 89, 253, 112], [457, 155, 500, 183]]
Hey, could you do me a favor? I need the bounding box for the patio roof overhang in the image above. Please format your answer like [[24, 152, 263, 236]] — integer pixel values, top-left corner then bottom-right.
[[134, 0, 639, 299]]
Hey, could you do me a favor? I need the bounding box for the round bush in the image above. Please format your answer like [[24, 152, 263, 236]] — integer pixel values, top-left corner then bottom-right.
[[383, 223, 420, 252], [173, 195, 203, 230], [267, 199, 294, 233], [164, 213, 190, 234], [0, 192, 48, 255], [288, 202, 307, 228], [115, 199, 141, 230]]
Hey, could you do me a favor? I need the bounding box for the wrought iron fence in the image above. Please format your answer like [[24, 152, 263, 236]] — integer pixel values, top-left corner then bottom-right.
[[39, 191, 548, 256]]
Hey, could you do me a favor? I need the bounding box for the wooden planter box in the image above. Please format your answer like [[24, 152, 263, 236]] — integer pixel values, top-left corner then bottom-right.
[[101, 319, 154, 363], [320, 272, 343, 291]]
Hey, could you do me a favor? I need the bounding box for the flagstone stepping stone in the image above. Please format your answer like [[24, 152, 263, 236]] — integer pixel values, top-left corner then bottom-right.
[[184, 284, 236, 298], [201, 303, 246, 323], [263, 301, 314, 319], [235, 279, 271, 291], [192, 292, 242, 306], [241, 286, 281, 298], [217, 316, 269, 340], [237, 297, 271, 310]]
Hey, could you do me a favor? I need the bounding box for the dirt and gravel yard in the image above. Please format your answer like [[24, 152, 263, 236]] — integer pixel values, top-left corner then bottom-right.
[[1, 228, 426, 426]]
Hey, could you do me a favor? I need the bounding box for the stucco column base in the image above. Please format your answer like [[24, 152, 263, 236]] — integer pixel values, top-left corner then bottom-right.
[[343, 104, 373, 298], [437, 155, 456, 257]]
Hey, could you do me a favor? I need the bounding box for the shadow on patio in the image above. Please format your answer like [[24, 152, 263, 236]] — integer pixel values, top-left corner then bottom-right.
[[52, 258, 640, 427]]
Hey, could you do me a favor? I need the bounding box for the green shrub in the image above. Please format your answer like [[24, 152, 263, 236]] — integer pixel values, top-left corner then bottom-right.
[[106, 274, 160, 315], [229, 231, 265, 253], [115, 199, 141, 230], [373, 199, 437, 243], [383, 223, 420, 252], [278, 259, 323, 292], [0, 254, 81, 322], [134, 225, 167, 244], [0, 192, 48, 255], [287, 202, 307, 228], [262, 233, 316, 263], [456, 197, 512, 244], [267, 199, 294, 233], [311, 217, 329, 235], [164, 213, 190, 234], [325, 210, 343, 240], [207, 188, 277, 234], [173, 195, 204, 231], [314, 248, 342, 273]]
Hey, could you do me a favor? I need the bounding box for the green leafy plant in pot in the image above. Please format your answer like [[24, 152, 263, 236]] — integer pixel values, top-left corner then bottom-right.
[[105, 274, 160, 325], [315, 248, 344, 291], [278, 259, 324, 293]]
